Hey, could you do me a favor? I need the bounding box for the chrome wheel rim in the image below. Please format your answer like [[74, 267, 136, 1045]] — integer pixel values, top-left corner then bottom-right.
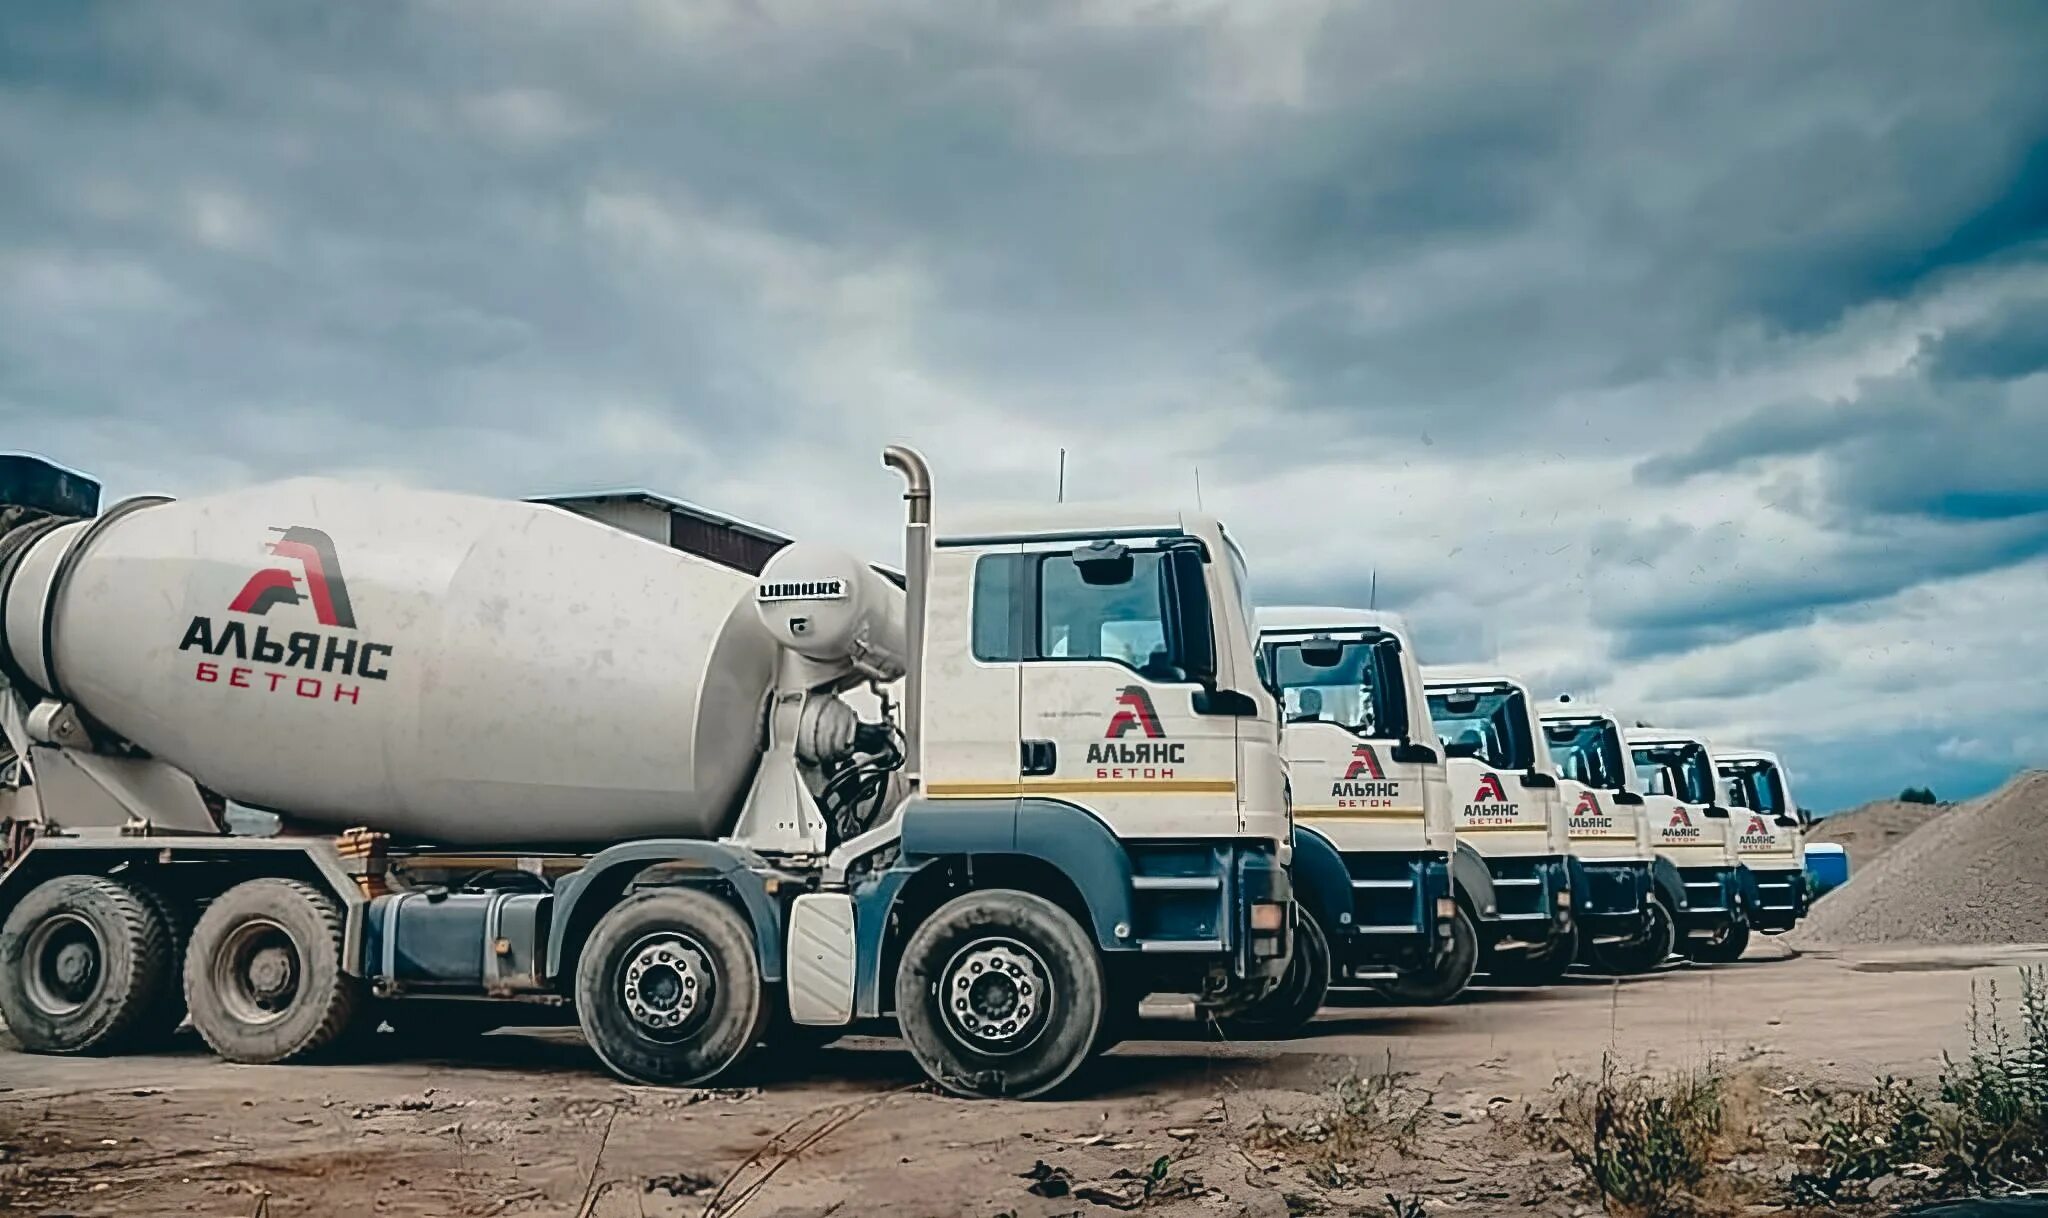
[[938, 937, 1052, 1055], [619, 932, 714, 1041]]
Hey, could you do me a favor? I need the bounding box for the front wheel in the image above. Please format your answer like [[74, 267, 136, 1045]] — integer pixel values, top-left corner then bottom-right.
[[894, 890, 1103, 1100], [1686, 918, 1751, 964], [1217, 908, 1330, 1038], [575, 889, 768, 1086], [1374, 903, 1479, 1006], [1589, 897, 1676, 975], [0, 875, 176, 1054]]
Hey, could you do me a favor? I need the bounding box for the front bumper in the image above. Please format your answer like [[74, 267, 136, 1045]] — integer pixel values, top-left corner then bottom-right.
[[1747, 866, 1807, 933], [1482, 853, 1572, 945], [1674, 864, 1754, 936], [1576, 858, 1654, 941]]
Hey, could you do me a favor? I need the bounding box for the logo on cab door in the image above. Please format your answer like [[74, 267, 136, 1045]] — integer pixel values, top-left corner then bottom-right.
[[1330, 743, 1401, 807], [1089, 685, 1185, 778], [1569, 790, 1615, 835], [1462, 772, 1520, 824], [177, 525, 396, 707], [1738, 814, 1776, 850], [1663, 806, 1701, 841]]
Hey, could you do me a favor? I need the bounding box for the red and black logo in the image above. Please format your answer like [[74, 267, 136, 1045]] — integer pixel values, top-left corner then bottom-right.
[[1343, 744, 1385, 781], [1668, 806, 1693, 829], [1105, 686, 1164, 740], [1473, 773, 1507, 804], [1574, 791, 1601, 816], [228, 527, 356, 628], [178, 525, 395, 706]]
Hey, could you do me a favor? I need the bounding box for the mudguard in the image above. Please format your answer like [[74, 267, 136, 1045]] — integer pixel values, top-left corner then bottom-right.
[[895, 797, 1137, 950], [1452, 841, 1500, 921], [546, 839, 790, 983], [1287, 824, 1355, 939], [1649, 854, 1687, 913]]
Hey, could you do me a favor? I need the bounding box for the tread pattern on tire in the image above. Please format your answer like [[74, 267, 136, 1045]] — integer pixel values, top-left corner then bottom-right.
[[0, 874, 173, 1055], [128, 880, 192, 1045], [185, 878, 361, 1064]]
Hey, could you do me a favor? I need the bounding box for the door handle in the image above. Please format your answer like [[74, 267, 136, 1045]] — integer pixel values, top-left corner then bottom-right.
[[1021, 740, 1057, 776]]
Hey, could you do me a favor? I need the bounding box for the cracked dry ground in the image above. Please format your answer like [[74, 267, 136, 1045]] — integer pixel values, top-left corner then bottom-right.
[[4, 941, 2043, 1218]]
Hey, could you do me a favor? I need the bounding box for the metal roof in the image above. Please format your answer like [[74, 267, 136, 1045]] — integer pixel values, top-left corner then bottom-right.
[[529, 488, 792, 546]]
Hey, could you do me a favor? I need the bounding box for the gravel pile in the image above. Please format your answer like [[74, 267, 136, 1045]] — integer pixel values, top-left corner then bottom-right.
[[1805, 798, 1950, 873], [1794, 771, 2048, 947]]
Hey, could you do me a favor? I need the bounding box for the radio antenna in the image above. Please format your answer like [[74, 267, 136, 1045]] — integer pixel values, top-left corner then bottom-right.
[[1193, 466, 1204, 511], [1057, 448, 1066, 504]]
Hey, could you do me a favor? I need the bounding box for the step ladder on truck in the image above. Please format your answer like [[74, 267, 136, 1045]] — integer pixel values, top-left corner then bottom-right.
[[1716, 747, 1807, 934], [1538, 699, 1685, 974], [0, 449, 1294, 1099], [1224, 608, 1476, 1032], [1625, 730, 1758, 964], [1422, 668, 1576, 986]]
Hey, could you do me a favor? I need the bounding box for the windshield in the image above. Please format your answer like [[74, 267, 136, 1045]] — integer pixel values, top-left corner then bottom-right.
[[1721, 759, 1787, 816], [1224, 534, 1274, 695], [1544, 717, 1627, 789], [1631, 743, 1714, 803], [1268, 636, 1401, 736], [1427, 684, 1533, 770]]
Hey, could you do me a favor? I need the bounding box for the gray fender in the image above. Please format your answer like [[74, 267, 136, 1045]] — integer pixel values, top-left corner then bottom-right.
[[1648, 854, 1687, 912], [895, 797, 1136, 951], [1452, 841, 1500, 922], [546, 839, 788, 984], [1287, 825, 1352, 938]]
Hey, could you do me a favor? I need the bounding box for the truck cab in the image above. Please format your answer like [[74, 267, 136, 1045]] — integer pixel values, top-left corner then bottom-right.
[[1716, 747, 1806, 934], [1625, 730, 1756, 963], [1231, 608, 1472, 1027], [1538, 700, 1683, 974], [1423, 667, 1575, 984]]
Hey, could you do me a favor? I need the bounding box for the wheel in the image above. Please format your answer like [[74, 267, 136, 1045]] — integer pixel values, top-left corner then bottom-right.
[[1489, 921, 1580, 987], [130, 880, 193, 1045], [1217, 908, 1330, 1037], [185, 878, 362, 1063], [575, 888, 768, 1087], [1589, 896, 1676, 975], [1686, 918, 1751, 964], [0, 875, 175, 1054], [1374, 903, 1478, 1006], [894, 890, 1103, 1100]]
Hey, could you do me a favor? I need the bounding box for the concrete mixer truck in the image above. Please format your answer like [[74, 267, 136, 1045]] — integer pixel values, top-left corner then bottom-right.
[[1715, 747, 1806, 934], [1626, 730, 1757, 963], [0, 450, 1293, 1099]]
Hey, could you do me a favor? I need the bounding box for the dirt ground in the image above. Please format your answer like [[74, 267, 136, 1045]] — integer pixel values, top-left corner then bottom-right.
[[5, 940, 2046, 1218]]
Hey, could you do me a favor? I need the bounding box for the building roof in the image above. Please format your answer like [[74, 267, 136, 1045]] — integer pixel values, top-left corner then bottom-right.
[[529, 488, 792, 546]]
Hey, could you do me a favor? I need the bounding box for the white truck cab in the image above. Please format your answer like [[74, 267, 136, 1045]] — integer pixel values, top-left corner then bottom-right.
[[1715, 747, 1807, 934], [1538, 700, 1681, 974], [1625, 730, 1757, 964], [1423, 667, 1576, 984], [1232, 608, 1474, 1026]]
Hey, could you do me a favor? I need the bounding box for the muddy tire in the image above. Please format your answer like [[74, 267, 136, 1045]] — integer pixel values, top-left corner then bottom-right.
[[576, 888, 768, 1087], [185, 878, 362, 1064], [129, 880, 193, 1045], [1687, 918, 1751, 965], [1375, 903, 1478, 1006], [895, 890, 1103, 1099], [1590, 896, 1676, 975], [1218, 908, 1330, 1038], [0, 875, 176, 1054]]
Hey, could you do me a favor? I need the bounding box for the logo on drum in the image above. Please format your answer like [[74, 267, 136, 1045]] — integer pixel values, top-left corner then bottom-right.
[[1343, 744, 1385, 780], [1104, 686, 1165, 740], [229, 526, 356, 628]]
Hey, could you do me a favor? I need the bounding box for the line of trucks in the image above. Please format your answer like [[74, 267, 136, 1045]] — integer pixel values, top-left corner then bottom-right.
[[0, 450, 1808, 1099]]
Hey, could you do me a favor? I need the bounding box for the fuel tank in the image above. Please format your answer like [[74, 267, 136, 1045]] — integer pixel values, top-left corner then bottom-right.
[[1, 479, 782, 845]]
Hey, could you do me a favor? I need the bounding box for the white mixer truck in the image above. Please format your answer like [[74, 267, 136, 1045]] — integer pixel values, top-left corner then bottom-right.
[[1716, 747, 1807, 934], [1225, 609, 1475, 1031], [1625, 730, 1757, 963], [1537, 699, 1684, 974], [1422, 667, 1577, 985], [0, 450, 1293, 1099]]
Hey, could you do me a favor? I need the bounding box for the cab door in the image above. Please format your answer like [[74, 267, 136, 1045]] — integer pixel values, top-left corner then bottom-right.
[[918, 544, 1023, 821], [1016, 539, 1240, 839]]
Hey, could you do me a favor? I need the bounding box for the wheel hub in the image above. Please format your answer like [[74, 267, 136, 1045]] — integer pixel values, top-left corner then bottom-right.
[[940, 940, 1050, 1053], [246, 945, 296, 1001], [24, 914, 103, 1016], [213, 918, 302, 1025], [621, 936, 711, 1037]]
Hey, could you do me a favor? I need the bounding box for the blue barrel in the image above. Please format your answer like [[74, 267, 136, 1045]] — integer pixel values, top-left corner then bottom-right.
[[1805, 843, 1849, 896]]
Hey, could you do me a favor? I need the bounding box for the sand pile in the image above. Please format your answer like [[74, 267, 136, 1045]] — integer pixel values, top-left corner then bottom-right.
[[1806, 798, 1950, 872], [1794, 771, 2048, 947]]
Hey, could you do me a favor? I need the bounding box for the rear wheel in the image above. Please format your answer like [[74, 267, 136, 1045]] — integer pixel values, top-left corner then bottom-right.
[[1590, 897, 1676, 975], [576, 889, 768, 1086], [0, 875, 175, 1054], [894, 890, 1103, 1099], [1218, 908, 1330, 1038], [1687, 918, 1751, 964], [1375, 903, 1479, 1006], [186, 879, 362, 1064]]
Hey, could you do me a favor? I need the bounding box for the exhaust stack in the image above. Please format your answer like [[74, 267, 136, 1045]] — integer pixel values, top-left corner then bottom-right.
[[882, 446, 931, 788]]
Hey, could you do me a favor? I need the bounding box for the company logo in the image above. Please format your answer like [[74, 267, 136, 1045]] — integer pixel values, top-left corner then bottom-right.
[[1105, 686, 1164, 739], [228, 527, 356, 628], [178, 525, 396, 707], [1569, 788, 1617, 836], [1462, 771, 1519, 824], [1747, 815, 1769, 837], [1663, 804, 1702, 841], [1088, 686, 1183, 777], [1343, 744, 1385, 780], [1574, 791, 1601, 816], [1738, 814, 1778, 850], [1474, 773, 1507, 803]]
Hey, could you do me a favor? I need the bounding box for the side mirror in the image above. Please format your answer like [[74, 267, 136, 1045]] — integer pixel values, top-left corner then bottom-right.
[[1300, 640, 1344, 668], [1773, 815, 1799, 829], [1519, 771, 1557, 789], [1703, 805, 1730, 820], [1073, 540, 1134, 586], [1391, 741, 1438, 765], [1614, 790, 1645, 807], [1164, 547, 1216, 687]]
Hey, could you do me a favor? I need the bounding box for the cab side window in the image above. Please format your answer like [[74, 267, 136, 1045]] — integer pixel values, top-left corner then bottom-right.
[[1037, 551, 1178, 680]]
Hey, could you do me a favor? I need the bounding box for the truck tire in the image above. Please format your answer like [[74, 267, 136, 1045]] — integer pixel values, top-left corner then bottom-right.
[[1374, 903, 1478, 1006], [185, 878, 362, 1064], [1687, 919, 1751, 965], [1489, 922, 1579, 987], [1217, 908, 1330, 1038], [0, 875, 176, 1055], [130, 881, 193, 1046], [1589, 896, 1676, 976], [894, 890, 1103, 1100], [575, 888, 768, 1087]]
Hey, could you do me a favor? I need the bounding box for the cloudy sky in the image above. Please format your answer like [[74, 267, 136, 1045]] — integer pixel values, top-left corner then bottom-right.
[[6, 2, 2046, 811]]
